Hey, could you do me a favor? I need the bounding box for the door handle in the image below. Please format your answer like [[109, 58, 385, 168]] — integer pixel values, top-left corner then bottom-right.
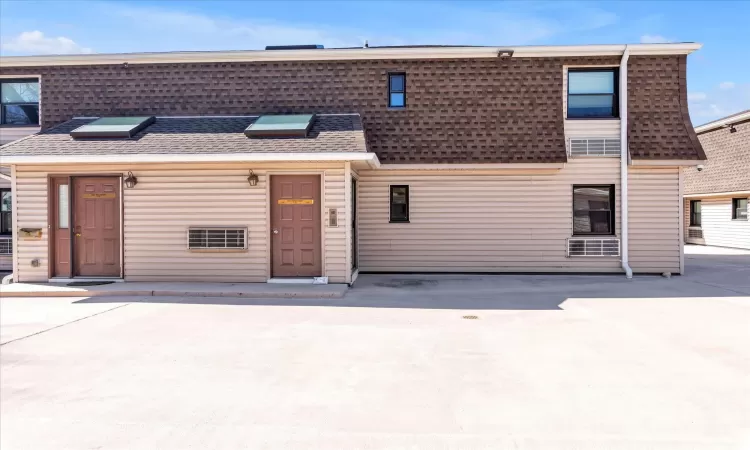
[[272, 228, 279, 235], [75, 233, 82, 237]]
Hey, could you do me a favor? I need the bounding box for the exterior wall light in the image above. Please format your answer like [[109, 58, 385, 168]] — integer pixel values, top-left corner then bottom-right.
[[730, 125, 737, 133], [124, 171, 138, 188], [247, 170, 259, 187]]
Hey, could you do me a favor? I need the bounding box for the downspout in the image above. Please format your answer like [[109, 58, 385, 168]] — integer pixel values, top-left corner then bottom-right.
[[620, 45, 633, 279]]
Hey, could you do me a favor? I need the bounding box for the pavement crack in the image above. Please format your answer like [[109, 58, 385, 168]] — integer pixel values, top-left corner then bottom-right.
[[1, 303, 129, 346]]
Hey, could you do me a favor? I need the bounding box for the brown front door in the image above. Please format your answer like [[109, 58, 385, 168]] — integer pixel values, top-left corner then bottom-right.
[[73, 177, 121, 277], [270, 175, 322, 277]]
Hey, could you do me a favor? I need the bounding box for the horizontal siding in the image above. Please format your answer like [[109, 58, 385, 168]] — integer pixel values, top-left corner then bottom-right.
[[323, 169, 347, 283], [357, 159, 623, 272], [0, 255, 11, 271], [13, 171, 48, 281], [628, 168, 680, 273], [685, 196, 750, 250], [0, 126, 40, 145], [13, 163, 347, 282]]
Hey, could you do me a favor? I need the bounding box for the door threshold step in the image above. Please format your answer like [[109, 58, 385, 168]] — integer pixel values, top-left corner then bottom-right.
[[48, 278, 125, 283], [267, 277, 328, 285]]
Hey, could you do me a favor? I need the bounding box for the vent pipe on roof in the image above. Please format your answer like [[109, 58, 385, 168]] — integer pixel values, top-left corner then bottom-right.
[[620, 45, 633, 280]]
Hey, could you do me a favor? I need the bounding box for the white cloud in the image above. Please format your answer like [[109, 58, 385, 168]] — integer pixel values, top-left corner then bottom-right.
[[689, 83, 750, 121], [719, 81, 736, 90], [0, 30, 93, 55], [640, 34, 672, 44], [688, 92, 707, 101]]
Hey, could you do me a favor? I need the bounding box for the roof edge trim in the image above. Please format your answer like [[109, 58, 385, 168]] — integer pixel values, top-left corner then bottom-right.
[[0, 152, 380, 166], [694, 110, 750, 134], [0, 43, 702, 67]]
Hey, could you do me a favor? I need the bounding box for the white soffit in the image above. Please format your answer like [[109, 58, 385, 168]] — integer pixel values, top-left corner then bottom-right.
[[0, 43, 702, 67]]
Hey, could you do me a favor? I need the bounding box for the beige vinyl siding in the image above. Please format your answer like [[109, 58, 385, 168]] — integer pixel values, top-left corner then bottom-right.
[[323, 168, 347, 283], [0, 126, 40, 145], [357, 158, 623, 272], [562, 65, 621, 139], [13, 170, 48, 281], [12, 162, 347, 283], [684, 196, 750, 250], [627, 168, 681, 273]]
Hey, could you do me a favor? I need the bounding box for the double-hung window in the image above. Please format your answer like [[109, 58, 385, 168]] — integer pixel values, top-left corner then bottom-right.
[[0, 189, 11, 235], [389, 185, 409, 222], [1, 79, 40, 125], [690, 200, 702, 226], [567, 69, 618, 119], [388, 73, 406, 108], [733, 198, 748, 220], [573, 185, 615, 235]]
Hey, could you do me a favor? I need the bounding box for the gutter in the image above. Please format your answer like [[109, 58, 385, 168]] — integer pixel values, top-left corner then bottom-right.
[[620, 46, 633, 279]]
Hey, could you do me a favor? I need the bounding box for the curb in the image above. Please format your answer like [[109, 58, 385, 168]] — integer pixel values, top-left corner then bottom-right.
[[0, 289, 348, 299]]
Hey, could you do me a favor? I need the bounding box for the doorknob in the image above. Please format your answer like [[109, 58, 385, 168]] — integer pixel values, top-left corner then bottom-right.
[[75, 233, 82, 237], [272, 228, 279, 235]]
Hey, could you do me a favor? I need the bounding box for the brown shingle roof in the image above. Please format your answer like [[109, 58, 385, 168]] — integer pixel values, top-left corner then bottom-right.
[[683, 117, 750, 194], [0, 114, 367, 156]]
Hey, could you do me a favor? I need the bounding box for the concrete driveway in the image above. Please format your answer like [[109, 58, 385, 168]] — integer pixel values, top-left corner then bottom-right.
[[2, 248, 749, 449]]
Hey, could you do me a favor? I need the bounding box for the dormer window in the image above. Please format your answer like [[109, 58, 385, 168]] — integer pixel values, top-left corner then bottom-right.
[[567, 69, 618, 119], [1, 79, 39, 125]]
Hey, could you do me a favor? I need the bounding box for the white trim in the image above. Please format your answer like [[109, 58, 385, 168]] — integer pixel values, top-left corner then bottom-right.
[[684, 190, 750, 198], [344, 161, 352, 284], [630, 159, 706, 167], [678, 168, 685, 275], [0, 43, 702, 67], [620, 46, 633, 279], [10, 165, 18, 281], [0, 74, 42, 79], [378, 163, 565, 170], [694, 111, 750, 134], [0, 152, 381, 166]]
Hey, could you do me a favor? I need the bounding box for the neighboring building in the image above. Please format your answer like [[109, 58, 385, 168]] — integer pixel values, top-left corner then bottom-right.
[[683, 110, 750, 249], [0, 43, 706, 283]]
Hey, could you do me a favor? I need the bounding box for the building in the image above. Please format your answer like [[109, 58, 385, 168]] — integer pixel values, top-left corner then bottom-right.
[[683, 110, 750, 250], [0, 43, 706, 283]]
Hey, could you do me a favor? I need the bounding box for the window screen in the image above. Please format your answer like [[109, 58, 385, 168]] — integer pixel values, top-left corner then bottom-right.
[[733, 198, 748, 220], [389, 185, 409, 222], [573, 185, 615, 235], [690, 200, 702, 226]]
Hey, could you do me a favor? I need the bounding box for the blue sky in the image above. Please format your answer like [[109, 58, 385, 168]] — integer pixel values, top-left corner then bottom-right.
[[1, 0, 748, 123]]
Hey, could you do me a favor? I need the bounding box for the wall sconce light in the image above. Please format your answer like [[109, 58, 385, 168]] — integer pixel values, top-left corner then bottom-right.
[[730, 125, 737, 133], [124, 171, 138, 188], [247, 170, 259, 187]]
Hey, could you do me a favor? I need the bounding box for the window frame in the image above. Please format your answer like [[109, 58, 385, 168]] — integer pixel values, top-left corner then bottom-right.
[[567, 68, 619, 119], [572, 184, 616, 236], [732, 198, 748, 221], [389, 185, 410, 223], [388, 72, 406, 108], [690, 200, 702, 227], [0, 188, 11, 236], [0, 78, 40, 126]]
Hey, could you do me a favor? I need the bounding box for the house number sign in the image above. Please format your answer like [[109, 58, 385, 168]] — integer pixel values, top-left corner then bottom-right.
[[277, 199, 314, 205]]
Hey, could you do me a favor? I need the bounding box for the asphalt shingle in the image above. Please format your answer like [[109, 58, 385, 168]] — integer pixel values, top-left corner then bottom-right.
[[0, 114, 368, 156]]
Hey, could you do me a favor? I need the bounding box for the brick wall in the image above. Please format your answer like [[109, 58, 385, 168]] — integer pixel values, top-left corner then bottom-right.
[[683, 119, 750, 194], [0, 55, 703, 163]]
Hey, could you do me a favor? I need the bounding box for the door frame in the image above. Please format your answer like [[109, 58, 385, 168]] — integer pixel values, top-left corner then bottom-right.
[[47, 173, 124, 279], [266, 171, 326, 280]]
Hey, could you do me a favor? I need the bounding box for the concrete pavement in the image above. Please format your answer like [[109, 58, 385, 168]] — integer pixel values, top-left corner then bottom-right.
[[1, 250, 749, 449]]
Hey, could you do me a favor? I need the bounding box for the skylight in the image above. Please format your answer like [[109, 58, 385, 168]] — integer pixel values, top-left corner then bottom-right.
[[245, 114, 315, 138], [70, 116, 156, 138]]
